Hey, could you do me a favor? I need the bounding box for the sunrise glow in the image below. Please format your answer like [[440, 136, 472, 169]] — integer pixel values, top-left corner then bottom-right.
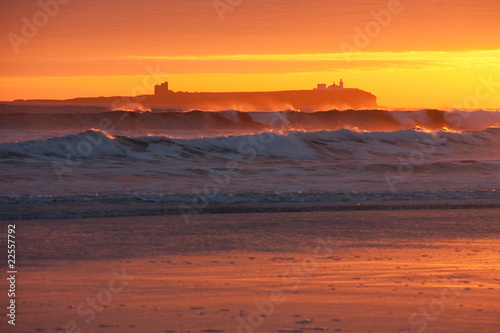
[[1, 0, 499, 108], [2, 2, 500, 332]]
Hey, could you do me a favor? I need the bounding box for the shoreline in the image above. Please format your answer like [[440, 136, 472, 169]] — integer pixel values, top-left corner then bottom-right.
[[2, 198, 500, 221]]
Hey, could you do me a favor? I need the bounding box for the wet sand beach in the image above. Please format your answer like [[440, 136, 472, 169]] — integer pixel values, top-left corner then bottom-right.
[[1, 208, 499, 332]]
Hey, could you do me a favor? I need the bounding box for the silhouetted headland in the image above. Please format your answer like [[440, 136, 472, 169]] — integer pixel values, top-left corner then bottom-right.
[[13, 79, 378, 111]]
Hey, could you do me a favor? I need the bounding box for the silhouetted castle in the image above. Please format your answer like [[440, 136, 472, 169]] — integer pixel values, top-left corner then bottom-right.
[[149, 79, 376, 110], [154, 82, 170, 95], [155, 79, 357, 96]]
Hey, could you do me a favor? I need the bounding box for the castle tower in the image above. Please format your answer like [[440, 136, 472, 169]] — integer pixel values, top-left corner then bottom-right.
[[154, 82, 169, 95]]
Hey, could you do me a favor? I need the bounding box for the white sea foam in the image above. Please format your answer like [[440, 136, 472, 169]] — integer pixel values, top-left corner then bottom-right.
[[1, 128, 500, 164], [1, 105, 499, 219]]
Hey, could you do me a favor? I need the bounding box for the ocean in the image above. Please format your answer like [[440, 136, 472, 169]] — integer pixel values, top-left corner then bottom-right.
[[1, 105, 499, 220], [2, 104, 500, 333]]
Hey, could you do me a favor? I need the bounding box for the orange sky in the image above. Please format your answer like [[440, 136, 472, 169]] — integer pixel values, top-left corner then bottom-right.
[[1, 0, 499, 108]]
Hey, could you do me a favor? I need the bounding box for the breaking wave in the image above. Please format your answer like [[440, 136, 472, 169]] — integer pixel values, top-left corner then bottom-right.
[[1, 128, 500, 165], [1, 105, 500, 133], [1, 104, 499, 220]]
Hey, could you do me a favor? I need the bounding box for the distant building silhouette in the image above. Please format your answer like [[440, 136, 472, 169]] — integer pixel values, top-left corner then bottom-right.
[[154, 82, 170, 95], [315, 79, 345, 90], [158, 80, 350, 94], [23, 79, 377, 110]]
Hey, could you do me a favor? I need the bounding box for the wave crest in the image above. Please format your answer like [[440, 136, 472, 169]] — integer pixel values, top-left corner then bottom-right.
[[1, 128, 499, 165], [1, 106, 499, 133]]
